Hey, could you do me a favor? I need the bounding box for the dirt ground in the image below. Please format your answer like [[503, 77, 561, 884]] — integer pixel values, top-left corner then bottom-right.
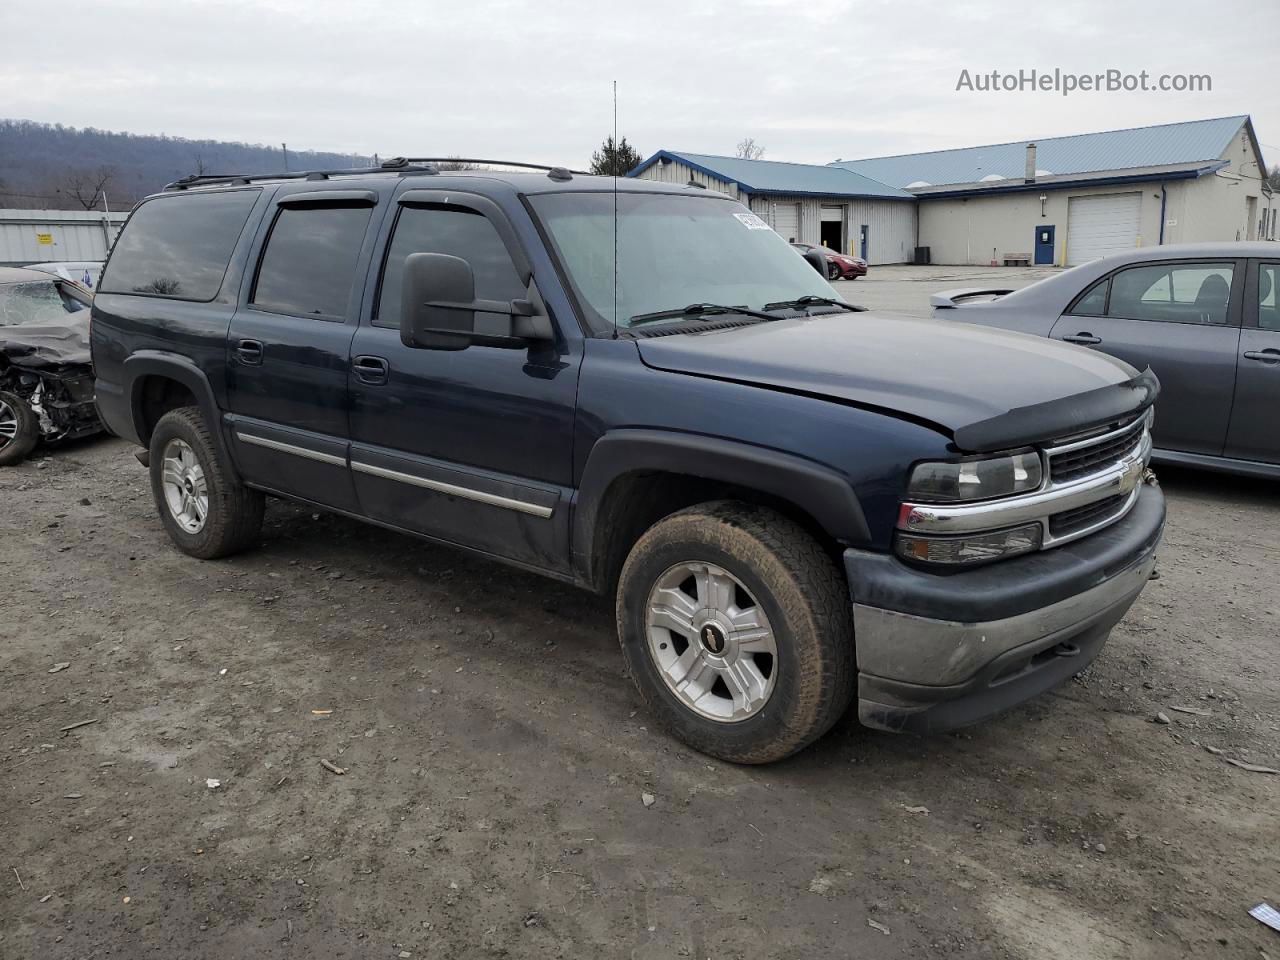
[[2, 435, 1278, 960]]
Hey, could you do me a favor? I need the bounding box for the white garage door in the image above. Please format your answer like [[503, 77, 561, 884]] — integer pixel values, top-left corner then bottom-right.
[[1066, 192, 1142, 265], [771, 203, 801, 243]]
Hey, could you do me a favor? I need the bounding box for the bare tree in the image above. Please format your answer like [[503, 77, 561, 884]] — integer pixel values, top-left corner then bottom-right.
[[192, 152, 208, 176], [735, 138, 766, 161], [58, 166, 116, 210], [1268, 164, 1280, 192], [436, 156, 482, 171]]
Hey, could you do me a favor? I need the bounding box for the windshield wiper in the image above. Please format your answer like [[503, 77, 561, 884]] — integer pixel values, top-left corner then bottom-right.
[[763, 295, 866, 314], [627, 303, 781, 327]]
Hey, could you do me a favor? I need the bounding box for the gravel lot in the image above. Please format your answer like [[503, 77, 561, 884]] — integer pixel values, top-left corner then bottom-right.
[[2, 269, 1277, 959]]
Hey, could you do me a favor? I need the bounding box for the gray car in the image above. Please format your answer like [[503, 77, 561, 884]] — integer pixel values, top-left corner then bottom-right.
[[932, 242, 1280, 479]]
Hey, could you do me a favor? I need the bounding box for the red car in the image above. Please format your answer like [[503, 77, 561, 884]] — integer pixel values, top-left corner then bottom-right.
[[791, 242, 867, 281]]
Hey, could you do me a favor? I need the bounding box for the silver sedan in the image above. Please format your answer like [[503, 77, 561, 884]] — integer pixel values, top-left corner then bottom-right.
[[932, 242, 1280, 479]]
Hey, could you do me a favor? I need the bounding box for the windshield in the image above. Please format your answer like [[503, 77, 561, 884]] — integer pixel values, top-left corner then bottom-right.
[[529, 192, 835, 331], [0, 280, 85, 327]]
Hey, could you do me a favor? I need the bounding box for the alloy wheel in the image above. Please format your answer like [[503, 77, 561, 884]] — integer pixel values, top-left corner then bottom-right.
[[160, 438, 209, 534], [644, 561, 778, 722], [0, 399, 16, 450]]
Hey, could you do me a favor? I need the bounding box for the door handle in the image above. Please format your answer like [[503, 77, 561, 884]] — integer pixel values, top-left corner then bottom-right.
[[1243, 349, 1280, 364], [353, 355, 389, 384], [236, 339, 263, 364], [1062, 333, 1102, 345]]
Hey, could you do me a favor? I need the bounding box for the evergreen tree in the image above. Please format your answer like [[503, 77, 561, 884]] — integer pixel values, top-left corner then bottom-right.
[[589, 136, 643, 177]]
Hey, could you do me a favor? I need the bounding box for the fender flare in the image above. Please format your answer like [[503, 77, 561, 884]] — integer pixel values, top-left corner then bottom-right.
[[572, 428, 870, 584], [122, 351, 237, 476]]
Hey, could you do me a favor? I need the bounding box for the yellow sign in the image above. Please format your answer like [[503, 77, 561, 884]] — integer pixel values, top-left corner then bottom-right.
[[35, 233, 53, 245]]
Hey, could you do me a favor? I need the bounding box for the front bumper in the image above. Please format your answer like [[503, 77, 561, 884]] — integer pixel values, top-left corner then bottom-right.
[[846, 481, 1164, 734]]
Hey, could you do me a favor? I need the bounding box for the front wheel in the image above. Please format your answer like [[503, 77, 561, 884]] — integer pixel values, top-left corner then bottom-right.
[[149, 406, 264, 559], [616, 502, 854, 763], [0, 391, 40, 466]]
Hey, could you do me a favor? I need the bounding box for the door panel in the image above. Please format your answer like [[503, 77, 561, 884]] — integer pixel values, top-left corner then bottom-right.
[[1224, 261, 1280, 463], [347, 196, 580, 573], [1049, 313, 1237, 455], [225, 309, 359, 508], [1051, 259, 1243, 457], [224, 193, 379, 511], [1034, 225, 1055, 265]]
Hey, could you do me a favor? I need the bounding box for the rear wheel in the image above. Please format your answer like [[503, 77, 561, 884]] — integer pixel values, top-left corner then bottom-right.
[[826, 262, 842, 281], [616, 502, 854, 764], [0, 391, 40, 466], [149, 406, 264, 559]]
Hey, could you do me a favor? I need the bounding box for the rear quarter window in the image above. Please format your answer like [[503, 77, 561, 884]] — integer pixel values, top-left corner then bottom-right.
[[99, 190, 259, 301]]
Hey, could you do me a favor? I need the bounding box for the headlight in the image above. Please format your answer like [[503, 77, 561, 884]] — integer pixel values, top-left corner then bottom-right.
[[906, 451, 1043, 503], [895, 522, 1043, 566]]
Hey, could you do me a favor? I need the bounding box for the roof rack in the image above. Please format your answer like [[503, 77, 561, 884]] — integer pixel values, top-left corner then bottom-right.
[[394, 158, 589, 178], [164, 157, 589, 191]]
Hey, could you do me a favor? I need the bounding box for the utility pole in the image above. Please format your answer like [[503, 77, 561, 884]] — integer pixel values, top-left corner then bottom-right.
[[100, 189, 113, 254], [282, 142, 289, 171]]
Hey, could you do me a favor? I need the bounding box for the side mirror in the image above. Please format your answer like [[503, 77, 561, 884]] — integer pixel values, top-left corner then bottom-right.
[[400, 252, 553, 351], [802, 248, 828, 277], [401, 252, 478, 351]]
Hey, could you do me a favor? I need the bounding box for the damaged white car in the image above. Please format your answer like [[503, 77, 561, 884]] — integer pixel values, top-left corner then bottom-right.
[[0, 267, 102, 465]]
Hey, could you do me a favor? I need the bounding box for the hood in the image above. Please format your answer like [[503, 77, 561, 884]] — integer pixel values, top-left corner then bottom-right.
[[636, 312, 1152, 452], [0, 313, 92, 369]]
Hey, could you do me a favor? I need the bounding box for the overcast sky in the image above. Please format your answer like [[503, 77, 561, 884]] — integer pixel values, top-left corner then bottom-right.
[[2, 0, 1273, 170]]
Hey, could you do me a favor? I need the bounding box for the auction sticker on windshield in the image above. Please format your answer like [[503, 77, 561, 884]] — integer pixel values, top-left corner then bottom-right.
[[733, 213, 771, 230]]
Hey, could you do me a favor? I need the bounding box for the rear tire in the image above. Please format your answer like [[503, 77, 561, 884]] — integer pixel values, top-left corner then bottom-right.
[[826, 262, 841, 281], [148, 406, 264, 559], [616, 501, 854, 764], [0, 391, 40, 466]]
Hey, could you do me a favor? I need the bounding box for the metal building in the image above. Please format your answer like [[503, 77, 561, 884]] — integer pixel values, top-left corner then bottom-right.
[[830, 115, 1273, 266], [0, 208, 128, 267], [632, 116, 1273, 267], [628, 151, 918, 265]]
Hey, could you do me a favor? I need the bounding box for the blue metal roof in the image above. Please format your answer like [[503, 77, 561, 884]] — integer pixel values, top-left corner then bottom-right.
[[830, 116, 1251, 188], [628, 150, 914, 199]]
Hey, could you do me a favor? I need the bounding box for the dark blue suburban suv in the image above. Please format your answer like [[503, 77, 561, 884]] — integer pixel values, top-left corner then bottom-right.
[[90, 161, 1165, 763]]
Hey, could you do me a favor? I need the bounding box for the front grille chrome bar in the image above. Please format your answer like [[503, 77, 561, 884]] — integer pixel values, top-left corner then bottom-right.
[[899, 429, 1152, 548]]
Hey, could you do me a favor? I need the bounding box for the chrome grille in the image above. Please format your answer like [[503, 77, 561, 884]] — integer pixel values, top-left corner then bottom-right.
[[1049, 493, 1128, 538], [1048, 416, 1146, 484]]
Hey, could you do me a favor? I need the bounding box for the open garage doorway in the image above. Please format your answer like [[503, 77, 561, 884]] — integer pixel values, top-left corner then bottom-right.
[[820, 205, 845, 252]]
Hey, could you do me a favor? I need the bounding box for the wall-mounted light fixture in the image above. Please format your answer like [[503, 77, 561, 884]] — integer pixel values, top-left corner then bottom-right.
[[1039, 193, 1048, 217]]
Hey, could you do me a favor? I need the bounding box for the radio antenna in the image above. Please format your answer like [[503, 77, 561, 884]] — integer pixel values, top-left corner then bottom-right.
[[612, 79, 619, 340]]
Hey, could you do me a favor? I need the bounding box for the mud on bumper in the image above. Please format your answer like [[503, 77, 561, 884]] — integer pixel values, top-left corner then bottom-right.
[[845, 483, 1165, 734]]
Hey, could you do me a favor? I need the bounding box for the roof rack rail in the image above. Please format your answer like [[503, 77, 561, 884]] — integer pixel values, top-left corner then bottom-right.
[[163, 158, 590, 192], [397, 158, 590, 177], [163, 163, 434, 191]]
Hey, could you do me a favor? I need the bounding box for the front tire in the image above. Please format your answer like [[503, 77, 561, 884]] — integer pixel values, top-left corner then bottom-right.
[[616, 502, 854, 763], [0, 391, 40, 466], [148, 406, 264, 559]]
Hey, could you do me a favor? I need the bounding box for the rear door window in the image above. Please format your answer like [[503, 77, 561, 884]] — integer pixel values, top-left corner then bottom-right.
[[1106, 262, 1235, 325], [251, 204, 373, 319], [100, 190, 258, 300], [1068, 277, 1109, 316]]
